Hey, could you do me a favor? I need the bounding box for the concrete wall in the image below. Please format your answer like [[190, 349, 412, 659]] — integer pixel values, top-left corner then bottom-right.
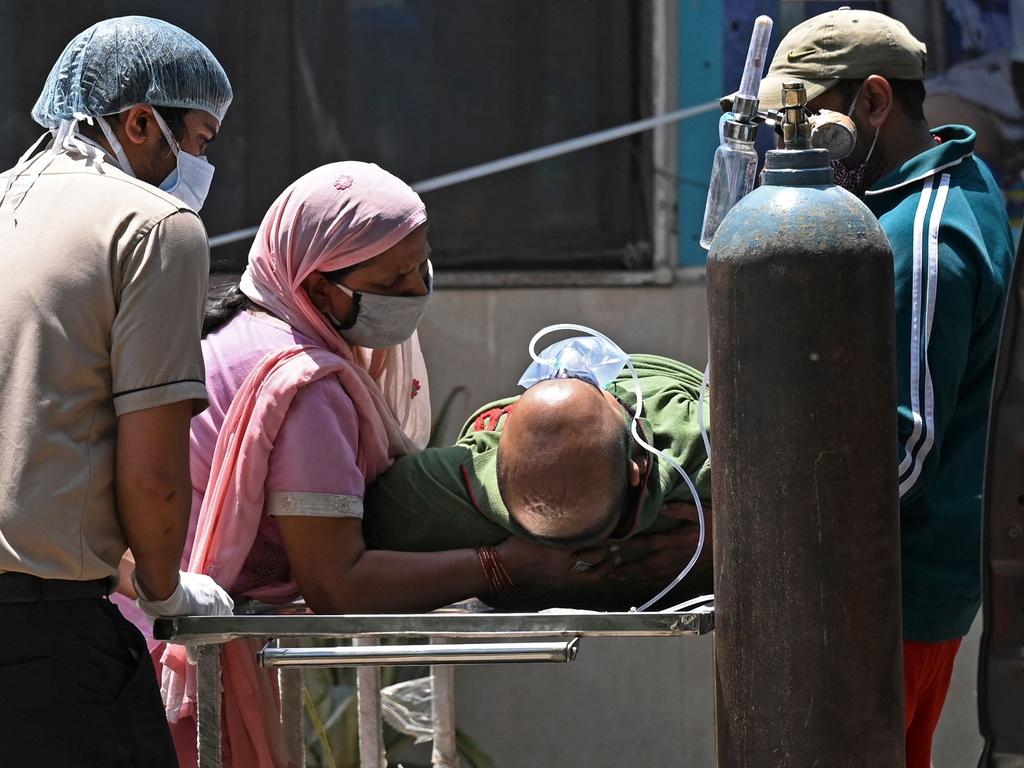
[[418, 275, 710, 443], [414, 281, 985, 766], [452, 636, 715, 767], [449, 626, 977, 768]]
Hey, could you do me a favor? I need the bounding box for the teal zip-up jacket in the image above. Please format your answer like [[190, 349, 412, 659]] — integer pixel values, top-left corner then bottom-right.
[[864, 125, 1014, 641]]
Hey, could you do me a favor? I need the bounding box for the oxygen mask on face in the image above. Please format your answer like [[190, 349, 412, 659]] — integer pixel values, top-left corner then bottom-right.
[[520, 324, 709, 612], [518, 335, 629, 390]]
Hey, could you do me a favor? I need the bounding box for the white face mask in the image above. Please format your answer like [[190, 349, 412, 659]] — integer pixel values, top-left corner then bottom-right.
[[94, 108, 215, 211], [152, 109, 215, 212]]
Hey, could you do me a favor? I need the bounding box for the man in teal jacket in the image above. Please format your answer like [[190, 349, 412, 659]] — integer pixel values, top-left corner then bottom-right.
[[758, 9, 1015, 766]]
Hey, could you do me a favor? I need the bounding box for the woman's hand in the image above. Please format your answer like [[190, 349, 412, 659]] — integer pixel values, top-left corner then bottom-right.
[[495, 536, 614, 589], [609, 502, 711, 584]]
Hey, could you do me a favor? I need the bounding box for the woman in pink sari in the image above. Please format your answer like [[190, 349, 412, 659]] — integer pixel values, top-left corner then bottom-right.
[[117, 162, 606, 767]]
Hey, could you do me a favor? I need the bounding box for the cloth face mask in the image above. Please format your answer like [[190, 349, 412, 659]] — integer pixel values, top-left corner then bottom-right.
[[330, 260, 433, 349], [831, 84, 879, 197]]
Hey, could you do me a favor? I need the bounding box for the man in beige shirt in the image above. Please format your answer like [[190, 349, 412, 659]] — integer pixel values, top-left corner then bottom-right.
[[0, 17, 234, 766]]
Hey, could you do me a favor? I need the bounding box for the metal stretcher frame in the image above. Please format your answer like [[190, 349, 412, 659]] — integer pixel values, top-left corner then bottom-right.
[[154, 608, 714, 767], [155, 608, 713, 642]]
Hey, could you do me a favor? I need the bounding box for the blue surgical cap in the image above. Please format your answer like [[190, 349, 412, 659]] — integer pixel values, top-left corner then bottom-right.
[[31, 16, 233, 128]]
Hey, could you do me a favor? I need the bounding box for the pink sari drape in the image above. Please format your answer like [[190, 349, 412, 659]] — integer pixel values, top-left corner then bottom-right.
[[160, 345, 404, 766], [154, 162, 432, 766]]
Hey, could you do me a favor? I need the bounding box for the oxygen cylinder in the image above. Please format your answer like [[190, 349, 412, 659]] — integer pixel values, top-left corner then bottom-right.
[[707, 103, 904, 763]]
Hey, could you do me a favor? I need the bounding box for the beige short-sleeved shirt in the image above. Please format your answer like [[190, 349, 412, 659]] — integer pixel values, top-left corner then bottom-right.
[[0, 143, 209, 581]]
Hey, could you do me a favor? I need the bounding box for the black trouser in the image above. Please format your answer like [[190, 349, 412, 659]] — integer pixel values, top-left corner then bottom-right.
[[0, 590, 178, 767]]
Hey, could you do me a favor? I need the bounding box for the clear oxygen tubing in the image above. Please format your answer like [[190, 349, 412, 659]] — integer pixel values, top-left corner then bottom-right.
[[678, 363, 712, 613], [698, 363, 711, 462], [525, 324, 705, 612], [662, 593, 714, 613]]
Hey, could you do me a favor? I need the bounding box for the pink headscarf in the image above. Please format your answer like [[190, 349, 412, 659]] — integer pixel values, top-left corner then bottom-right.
[[239, 160, 431, 447], [157, 162, 433, 767]]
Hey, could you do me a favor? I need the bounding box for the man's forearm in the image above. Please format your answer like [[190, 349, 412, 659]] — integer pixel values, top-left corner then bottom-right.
[[116, 470, 190, 600], [116, 401, 194, 601]]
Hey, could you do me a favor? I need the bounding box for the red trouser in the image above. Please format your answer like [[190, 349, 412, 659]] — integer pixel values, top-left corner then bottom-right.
[[903, 637, 962, 768]]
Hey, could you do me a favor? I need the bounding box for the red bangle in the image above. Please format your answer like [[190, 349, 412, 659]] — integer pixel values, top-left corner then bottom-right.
[[491, 549, 514, 590], [475, 546, 498, 594], [476, 545, 514, 594]]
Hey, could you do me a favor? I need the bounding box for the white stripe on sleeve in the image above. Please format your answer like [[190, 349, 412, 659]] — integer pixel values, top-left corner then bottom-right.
[[898, 176, 935, 478], [899, 173, 951, 498]]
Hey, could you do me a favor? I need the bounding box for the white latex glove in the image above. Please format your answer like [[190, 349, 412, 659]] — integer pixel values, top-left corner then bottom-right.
[[160, 662, 191, 723], [134, 571, 235, 619]]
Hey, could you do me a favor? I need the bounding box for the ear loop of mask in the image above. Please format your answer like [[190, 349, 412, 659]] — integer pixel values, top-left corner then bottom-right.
[[861, 127, 880, 167], [526, 323, 709, 612], [845, 84, 881, 170], [325, 280, 356, 331], [95, 112, 137, 178], [151, 109, 181, 159]]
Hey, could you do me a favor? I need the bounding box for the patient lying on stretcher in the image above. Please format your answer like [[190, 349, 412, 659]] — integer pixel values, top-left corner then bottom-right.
[[363, 354, 713, 610]]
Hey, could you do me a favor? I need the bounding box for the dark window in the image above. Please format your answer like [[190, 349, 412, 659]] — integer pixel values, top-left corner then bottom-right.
[[2, 1, 655, 274], [291, 1, 655, 272]]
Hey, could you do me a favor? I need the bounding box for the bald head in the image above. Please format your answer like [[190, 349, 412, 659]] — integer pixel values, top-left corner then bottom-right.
[[497, 379, 631, 547]]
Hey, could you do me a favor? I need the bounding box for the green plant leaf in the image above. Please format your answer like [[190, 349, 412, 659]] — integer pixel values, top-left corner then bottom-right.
[[456, 728, 496, 768], [428, 385, 470, 447], [339, 687, 360, 768], [304, 685, 338, 768]]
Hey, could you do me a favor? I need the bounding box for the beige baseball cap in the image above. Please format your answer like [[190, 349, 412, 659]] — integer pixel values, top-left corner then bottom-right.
[[755, 8, 927, 110]]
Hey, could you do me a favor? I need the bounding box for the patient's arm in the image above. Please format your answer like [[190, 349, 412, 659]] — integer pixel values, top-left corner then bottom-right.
[[609, 502, 712, 584], [276, 515, 613, 614]]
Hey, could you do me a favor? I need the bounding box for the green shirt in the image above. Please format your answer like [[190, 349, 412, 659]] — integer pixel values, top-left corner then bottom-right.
[[363, 354, 712, 608]]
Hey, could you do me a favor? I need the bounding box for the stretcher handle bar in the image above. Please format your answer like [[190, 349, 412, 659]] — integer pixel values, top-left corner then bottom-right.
[[258, 638, 579, 668], [208, 101, 720, 249]]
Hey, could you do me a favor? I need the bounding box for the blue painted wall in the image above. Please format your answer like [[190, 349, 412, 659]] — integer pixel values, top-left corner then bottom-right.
[[676, 0, 723, 266], [723, 0, 783, 91], [677, 0, 779, 266]]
